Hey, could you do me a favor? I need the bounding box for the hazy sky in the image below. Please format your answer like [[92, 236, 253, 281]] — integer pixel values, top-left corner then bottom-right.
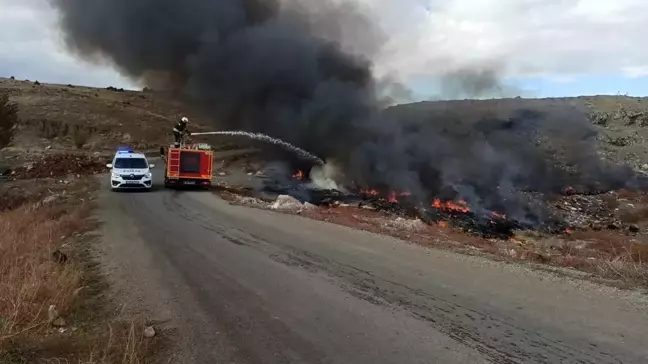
[[1, 0, 647, 98]]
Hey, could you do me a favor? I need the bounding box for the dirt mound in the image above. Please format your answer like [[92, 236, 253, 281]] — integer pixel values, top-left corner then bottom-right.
[[9, 154, 108, 180]]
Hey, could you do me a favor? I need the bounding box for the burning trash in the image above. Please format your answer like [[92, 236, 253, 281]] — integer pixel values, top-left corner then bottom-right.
[[432, 199, 470, 213]]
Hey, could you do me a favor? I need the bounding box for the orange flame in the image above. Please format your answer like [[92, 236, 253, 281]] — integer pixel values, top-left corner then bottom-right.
[[565, 228, 573, 234], [389, 191, 411, 203], [438, 221, 448, 228], [432, 199, 470, 213], [362, 189, 379, 196], [510, 236, 524, 244], [360, 189, 411, 203], [491, 211, 507, 220], [293, 170, 304, 179]]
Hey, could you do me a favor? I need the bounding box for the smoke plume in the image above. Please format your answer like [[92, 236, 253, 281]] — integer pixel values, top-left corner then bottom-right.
[[437, 65, 525, 100], [50, 0, 644, 222]]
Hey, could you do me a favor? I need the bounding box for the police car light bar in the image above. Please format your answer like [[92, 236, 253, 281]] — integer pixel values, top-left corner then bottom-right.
[[116, 146, 134, 153]]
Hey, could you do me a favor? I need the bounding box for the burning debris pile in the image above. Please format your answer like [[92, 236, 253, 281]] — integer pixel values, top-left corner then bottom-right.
[[244, 169, 532, 239], [246, 166, 648, 240], [352, 190, 564, 239]]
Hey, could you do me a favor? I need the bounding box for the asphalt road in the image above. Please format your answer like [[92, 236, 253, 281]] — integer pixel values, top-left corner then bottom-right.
[[97, 173, 648, 364]]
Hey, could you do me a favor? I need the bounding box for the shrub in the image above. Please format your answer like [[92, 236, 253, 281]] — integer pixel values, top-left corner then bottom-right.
[[0, 93, 18, 149], [73, 127, 90, 149]]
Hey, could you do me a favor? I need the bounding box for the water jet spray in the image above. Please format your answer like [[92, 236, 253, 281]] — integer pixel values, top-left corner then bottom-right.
[[191, 131, 325, 165]]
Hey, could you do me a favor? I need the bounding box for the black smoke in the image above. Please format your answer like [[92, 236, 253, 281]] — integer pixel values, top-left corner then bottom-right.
[[50, 0, 645, 223], [52, 0, 380, 156]]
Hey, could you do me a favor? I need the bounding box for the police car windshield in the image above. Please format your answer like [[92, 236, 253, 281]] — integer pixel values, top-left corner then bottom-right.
[[114, 158, 148, 169]]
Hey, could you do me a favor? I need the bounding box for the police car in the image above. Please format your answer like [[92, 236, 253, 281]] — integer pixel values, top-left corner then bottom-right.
[[106, 147, 155, 191]]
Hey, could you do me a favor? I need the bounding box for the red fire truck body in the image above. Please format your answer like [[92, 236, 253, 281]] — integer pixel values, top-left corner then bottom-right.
[[162, 143, 213, 188]]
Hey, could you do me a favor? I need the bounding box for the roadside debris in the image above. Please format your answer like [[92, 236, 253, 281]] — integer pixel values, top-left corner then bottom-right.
[[271, 195, 303, 210], [382, 217, 427, 232], [143, 326, 156, 338], [41, 194, 61, 205], [52, 317, 67, 327], [303, 202, 317, 210], [52, 249, 69, 264], [10, 154, 108, 180], [230, 195, 267, 207], [48, 305, 67, 327]]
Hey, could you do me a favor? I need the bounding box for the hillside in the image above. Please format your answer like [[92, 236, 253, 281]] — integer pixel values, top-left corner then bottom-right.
[[3, 78, 648, 172], [0, 78, 203, 154], [387, 95, 648, 171]]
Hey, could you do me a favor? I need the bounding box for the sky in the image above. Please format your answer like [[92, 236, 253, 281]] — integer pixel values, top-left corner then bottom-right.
[[1, 0, 647, 100]]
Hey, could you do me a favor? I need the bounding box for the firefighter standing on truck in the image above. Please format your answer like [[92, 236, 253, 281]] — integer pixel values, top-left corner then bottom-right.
[[172, 117, 191, 147]]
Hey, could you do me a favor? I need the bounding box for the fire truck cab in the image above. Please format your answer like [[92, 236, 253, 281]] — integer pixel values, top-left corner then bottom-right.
[[160, 143, 213, 188]]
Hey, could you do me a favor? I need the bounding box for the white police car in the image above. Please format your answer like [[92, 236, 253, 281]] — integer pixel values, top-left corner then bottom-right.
[[106, 147, 155, 191]]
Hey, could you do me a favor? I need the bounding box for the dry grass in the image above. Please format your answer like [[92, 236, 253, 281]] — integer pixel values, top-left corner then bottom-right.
[[594, 256, 648, 285], [0, 178, 159, 363], [511, 229, 648, 286], [600, 194, 621, 210], [619, 207, 648, 224], [0, 203, 86, 341], [82, 319, 156, 364], [2, 318, 157, 364]]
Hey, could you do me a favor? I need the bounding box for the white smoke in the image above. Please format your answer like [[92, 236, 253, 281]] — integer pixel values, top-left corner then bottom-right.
[[308, 160, 347, 191]]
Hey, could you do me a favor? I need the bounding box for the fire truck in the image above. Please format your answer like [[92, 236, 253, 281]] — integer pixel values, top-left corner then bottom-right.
[[160, 143, 213, 188]]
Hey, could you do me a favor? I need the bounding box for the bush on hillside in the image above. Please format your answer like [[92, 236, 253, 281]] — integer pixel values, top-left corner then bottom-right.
[[0, 93, 18, 149], [73, 127, 90, 149]]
